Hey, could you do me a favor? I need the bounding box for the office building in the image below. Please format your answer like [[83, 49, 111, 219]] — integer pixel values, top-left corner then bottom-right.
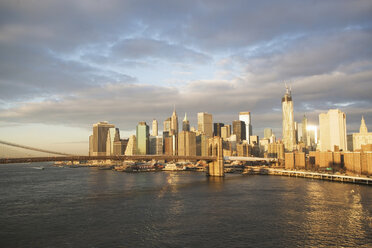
[[113, 139, 128, 155], [352, 116, 372, 151], [136, 122, 149, 155], [198, 112, 213, 137], [302, 115, 308, 144], [178, 131, 196, 156], [171, 107, 178, 135], [319, 109, 347, 152], [91, 121, 115, 156], [264, 128, 272, 139], [196, 133, 208, 156], [152, 119, 158, 136], [149, 136, 163, 155], [106, 127, 120, 155], [232, 120, 246, 142], [182, 113, 190, 132], [125, 135, 137, 155], [239, 112, 252, 143], [250, 135, 259, 145], [221, 125, 231, 139], [282, 85, 296, 151], [213, 123, 224, 137], [163, 117, 171, 133]]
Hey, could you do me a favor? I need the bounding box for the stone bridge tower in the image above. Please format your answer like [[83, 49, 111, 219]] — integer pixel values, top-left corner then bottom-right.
[[207, 136, 224, 177]]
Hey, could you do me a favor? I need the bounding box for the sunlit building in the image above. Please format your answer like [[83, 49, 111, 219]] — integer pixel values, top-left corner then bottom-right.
[[319, 109, 347, 152], [182, 113, 190, 132], [239, 112, 252, 143], [125, 135, 137, 155], [198, 112, 213, 138], [136, 122, 149, 155], [213, 123, 224, 137], [352, 116, 372, 151], [282, 85, 296, 151], [91, 121, 115, 156], [152, 119, 158, 136], [264, 128, 272, 139], [233, 120, 246, 142], [178, 131, 196, 156]]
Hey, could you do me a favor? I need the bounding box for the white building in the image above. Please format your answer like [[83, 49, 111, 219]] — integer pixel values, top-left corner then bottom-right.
[[319, 109, 347, 151], [239, 112, 252, 144], [352, 116, 372, 151], [282, 86, 296, 151]]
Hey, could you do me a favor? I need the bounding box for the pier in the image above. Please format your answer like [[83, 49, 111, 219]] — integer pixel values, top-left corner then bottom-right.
[[243, 167, 372, 185]]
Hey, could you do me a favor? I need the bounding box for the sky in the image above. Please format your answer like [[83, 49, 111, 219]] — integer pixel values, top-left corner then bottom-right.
[[0, 0, 372, 155]]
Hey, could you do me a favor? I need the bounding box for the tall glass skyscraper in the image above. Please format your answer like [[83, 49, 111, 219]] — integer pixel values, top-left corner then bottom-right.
[[239, 112, 252, 143], [136, 122, 149, 155], [282, 85, 296, 151]]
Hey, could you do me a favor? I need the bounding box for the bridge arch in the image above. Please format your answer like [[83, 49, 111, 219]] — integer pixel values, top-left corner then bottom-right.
[[207, 137, 224, 177]]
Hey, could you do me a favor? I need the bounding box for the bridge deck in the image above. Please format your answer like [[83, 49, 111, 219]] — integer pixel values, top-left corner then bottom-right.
[[0, 155, 216, 164]]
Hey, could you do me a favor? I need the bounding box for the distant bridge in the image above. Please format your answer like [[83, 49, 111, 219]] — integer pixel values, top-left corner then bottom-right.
[[0, 139, 71, 156], [225, 156, 277, 162], [0, 155, 217, 164]]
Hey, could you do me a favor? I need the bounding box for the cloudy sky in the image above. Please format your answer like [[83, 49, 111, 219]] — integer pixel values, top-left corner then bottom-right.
[[0, 0, 371, 154]]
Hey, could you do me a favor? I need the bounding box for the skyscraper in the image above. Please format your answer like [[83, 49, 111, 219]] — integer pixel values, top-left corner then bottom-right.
[[92, 121, 115, 156], [239, 112, 252, 143], [282, 85, 296, 151], [106, 127, 120, 155], [171, 107, 178, 135], [152, 119, 158, 136], [178, 131, 196, 156], [163, 117, 171, 133], [213, 123, 224, 137], [352, 116, 372, 151], [198, 112, 213, 137], [136, 122, 149, 155], [221, 125, 231, 140], [319, 109, 347, 151], [182, 113, 190, 132], [301, 115, 308, 144], [264, 128, 272, 139], [232, 120, 246, 142], [125, 135, 137, 155]]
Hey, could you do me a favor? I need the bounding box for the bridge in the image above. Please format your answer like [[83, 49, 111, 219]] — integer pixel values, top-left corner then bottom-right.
[[0, 155, 216, 164], [0, 138, 277, 177]]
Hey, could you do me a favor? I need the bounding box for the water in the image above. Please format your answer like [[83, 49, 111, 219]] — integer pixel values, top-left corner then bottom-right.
[[0, 163, 371, 248]]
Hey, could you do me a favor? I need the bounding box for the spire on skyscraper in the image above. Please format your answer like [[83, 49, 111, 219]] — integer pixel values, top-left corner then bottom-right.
[[183, 113, 187, 122], [360, 116, 368, 133]]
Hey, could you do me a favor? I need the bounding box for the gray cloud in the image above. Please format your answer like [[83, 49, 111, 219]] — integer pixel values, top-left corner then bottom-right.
[[0, 0, 371, 140], [111, 38, 210, 63]]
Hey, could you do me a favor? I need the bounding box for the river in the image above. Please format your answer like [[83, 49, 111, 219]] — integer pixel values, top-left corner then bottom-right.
[[0, 163, 371, 247]]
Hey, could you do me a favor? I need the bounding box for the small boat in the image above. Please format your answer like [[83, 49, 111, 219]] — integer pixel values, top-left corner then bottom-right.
[[32, 167, 44, 170]]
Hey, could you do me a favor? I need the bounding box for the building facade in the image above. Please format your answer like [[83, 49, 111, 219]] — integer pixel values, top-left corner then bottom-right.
[[232, 120, 246, 142], [178, 131, 196, 156], [239, 112, 252, 143], [213, 123, 224, 137], [352, 116, 372, 151], [152, 119, 158, 136], [198, 112, 213, 138], [282, 86, 296, 151], [91, 121, 115, 156], [319, 109, 347, 152], [136, 122, 149, 155], [182, 113, 190, 132]]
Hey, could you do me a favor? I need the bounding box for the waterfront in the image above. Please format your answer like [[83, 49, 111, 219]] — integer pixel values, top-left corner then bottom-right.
[[0, 163, 371, 247]]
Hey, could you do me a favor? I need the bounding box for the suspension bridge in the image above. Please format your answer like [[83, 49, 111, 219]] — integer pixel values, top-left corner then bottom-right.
[[0, 138, 277, 177]]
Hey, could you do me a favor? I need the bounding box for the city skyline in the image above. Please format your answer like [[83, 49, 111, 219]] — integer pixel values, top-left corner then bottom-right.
[[0, 0, 371, 154]]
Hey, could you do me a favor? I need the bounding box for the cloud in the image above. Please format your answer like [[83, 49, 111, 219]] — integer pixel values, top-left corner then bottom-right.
[[111, 38, 210, 63], [0, 0, 371, 140]]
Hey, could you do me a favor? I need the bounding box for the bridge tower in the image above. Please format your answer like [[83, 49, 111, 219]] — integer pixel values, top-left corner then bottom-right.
[[207, 136, 224, 177]]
